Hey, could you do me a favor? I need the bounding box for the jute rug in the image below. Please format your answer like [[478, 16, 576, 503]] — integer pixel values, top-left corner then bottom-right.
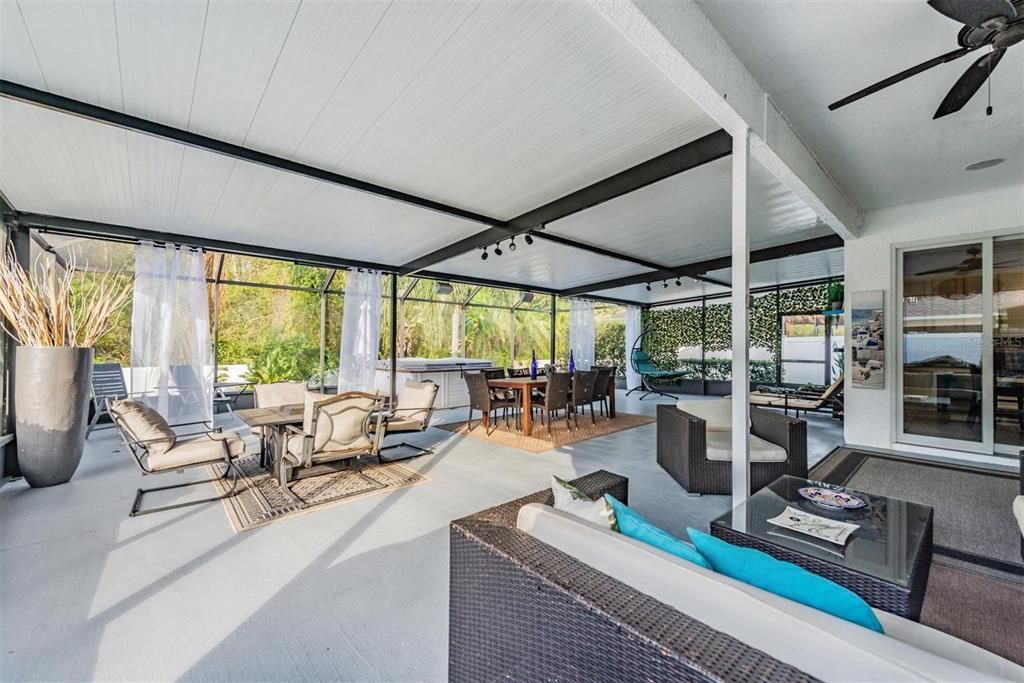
[[209, 454, 429, 533], [435, 412, 655, 453]]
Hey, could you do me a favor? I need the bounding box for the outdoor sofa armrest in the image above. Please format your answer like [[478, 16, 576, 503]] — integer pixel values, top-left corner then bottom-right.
[[750, 407, 808, 474]]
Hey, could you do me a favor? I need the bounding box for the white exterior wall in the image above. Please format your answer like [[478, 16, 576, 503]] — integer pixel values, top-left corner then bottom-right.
[[843, 184, 1024, 463]]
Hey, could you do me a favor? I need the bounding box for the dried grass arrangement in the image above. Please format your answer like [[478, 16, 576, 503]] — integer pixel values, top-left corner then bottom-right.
[[0, 247, 133, 348]]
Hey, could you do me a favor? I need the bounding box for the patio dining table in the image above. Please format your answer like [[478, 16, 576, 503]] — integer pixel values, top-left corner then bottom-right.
[[234, 403, 305, 470], [487, 374, 616, 437]]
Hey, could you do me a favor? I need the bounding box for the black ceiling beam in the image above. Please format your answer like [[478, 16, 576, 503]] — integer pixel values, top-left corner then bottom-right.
[[0, 80, 498, 228], [399, 129, 732, 275], [15, 213, 397, 273], [559, 234, 844, 297]]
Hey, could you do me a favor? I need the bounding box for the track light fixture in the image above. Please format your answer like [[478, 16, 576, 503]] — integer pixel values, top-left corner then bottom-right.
[[645, 283, 652, 291], [675, 278, 682, 286], [663, 280, 669, 288], [524, 232, 534, 246], [480, 247, 489, 261], [494, 242, 503, 256], [509, 236, 517, 251]]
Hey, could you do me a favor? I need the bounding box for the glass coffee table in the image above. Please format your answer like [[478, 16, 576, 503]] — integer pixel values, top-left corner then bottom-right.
[[710, 475, 934, 620]]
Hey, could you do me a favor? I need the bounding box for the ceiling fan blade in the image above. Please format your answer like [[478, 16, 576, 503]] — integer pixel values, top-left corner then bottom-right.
[[829, 47, 973, 111], [933, 48, 1005, 118], [928, 0, 1017, 28], [915, 266, 963, 276]]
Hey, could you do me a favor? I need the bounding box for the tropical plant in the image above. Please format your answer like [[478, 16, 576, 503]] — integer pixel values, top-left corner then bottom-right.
[[0, 248, 133, 347], [243, 335, 320, 384], [826, 281, 845, 308]]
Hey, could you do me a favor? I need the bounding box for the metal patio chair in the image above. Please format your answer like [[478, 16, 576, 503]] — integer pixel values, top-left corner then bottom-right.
[[86, 363, 129, 438], [373, 379, 439, 461]]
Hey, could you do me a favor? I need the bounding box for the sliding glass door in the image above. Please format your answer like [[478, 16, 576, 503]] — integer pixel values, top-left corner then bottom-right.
[[994, 237, 1024, 450], [898, 234, 1022, 456]]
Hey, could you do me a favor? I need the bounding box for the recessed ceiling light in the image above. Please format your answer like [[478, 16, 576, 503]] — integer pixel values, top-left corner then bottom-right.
[[965, 158, 1004, 171]]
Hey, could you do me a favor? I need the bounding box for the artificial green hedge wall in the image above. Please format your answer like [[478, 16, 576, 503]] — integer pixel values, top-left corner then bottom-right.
[[641, 284, 831, 381]]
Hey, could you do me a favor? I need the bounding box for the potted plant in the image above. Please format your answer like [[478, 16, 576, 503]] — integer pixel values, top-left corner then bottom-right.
[[0, 249, 132, 487], [826, 281, 845, 312]]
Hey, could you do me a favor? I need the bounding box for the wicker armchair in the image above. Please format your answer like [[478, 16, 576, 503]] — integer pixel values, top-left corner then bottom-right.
[[656, 404, 807, 495], [449, 470, 812, 682]]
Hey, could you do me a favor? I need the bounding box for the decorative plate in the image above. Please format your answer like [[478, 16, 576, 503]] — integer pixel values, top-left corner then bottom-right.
[[797, 486, 866, 510]]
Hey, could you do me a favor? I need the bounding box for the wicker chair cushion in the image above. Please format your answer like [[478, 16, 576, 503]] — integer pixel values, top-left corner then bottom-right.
[[148, 431, 244, 471], [109, 399, 175, 455], [704, 432, 788, 463], [516, 503, 1016, 682], [676, 398, 741, 432]]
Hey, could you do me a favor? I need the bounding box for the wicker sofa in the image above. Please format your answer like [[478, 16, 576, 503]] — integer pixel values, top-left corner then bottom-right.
[[656, 401, 807, 495], [449, 471, 1023, 682]]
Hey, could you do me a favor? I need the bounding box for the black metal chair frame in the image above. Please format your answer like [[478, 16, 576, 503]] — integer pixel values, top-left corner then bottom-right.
[[625, 324, 689, 400], [110, 411, 241, 518]]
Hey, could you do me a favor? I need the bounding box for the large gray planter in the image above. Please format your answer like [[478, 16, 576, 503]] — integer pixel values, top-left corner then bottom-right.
[[14, 347, 94, 487]]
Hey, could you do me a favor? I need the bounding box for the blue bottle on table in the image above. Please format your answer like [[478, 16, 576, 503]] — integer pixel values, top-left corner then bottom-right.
[[568, 350, 575, 374], [530, 350, 538, 380]]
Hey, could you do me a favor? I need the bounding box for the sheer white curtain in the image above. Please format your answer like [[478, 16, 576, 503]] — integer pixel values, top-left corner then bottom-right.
[[625, 305, 642, 391], [338, 269, 383, 393], [568, 298, 595, 370], [130, 243, 213, 424]]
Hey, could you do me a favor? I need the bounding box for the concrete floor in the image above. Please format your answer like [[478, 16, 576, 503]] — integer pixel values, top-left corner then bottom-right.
[[0, 392, 843, 682]]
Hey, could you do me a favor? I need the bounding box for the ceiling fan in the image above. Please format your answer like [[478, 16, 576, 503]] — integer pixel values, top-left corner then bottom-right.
[[829, 0, 1023, 118]]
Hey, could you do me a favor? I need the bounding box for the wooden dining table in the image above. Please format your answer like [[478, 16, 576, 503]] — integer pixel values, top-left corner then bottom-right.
[[487, 374, 616, 437]]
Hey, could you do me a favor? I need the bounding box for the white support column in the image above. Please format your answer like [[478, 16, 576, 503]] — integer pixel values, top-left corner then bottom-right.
[[731, 127, 751, 512]]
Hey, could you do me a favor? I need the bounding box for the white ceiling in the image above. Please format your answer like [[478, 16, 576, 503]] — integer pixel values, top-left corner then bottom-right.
[[546, 156, 831, 267], [0, 0, 844, 303], [1, 0, 718, 220], [697, 0, 1024, 211]]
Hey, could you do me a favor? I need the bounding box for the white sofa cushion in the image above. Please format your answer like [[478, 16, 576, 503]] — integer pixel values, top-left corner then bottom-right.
[[676, 398, 735, 432], [1013, 495, 1024, 539], [516, 503, 1023, 682], [705, 431, 789, 463]]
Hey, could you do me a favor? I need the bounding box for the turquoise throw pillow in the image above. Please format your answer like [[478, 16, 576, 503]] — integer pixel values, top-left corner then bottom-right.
[[603, 495, 711, 569], [688, 528, 883, 633]]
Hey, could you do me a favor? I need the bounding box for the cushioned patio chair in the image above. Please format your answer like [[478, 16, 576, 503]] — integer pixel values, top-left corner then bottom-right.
[[109, 398, 245, 517], [280, 391, 386, 507], [656, 398, 807, 495], [626, 349, 689, 400], [253, 381, 309, 463], [373, 379, 439, 461]]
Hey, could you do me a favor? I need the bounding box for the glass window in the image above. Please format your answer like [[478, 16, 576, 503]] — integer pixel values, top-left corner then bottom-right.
[[902, 243, 984, 443]]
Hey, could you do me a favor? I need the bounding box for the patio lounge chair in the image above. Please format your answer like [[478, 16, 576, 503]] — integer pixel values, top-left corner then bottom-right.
[[280, 391, 385, 507], [373, 379, 439, 461], [626, 349, 689, 400], [86, 363, 129, 438], [748, 375, 844, 418], [108, 398, 245, 517]]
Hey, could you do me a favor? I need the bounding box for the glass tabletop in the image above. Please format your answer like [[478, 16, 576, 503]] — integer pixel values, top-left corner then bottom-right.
[[710, 476, 933, 587]]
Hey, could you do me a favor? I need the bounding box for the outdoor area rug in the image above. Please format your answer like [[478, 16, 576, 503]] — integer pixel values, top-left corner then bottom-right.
[[921, 560, 1024, 665], [209, 454, 429, 533], [811, 447, 1023, 575], [436, 412, 655, 453]]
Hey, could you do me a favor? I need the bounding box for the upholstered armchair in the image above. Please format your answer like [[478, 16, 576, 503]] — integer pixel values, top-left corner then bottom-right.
[[280, 391, 385, 505], [109, 398, 245, 517], [656, 399, 807, 495]]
